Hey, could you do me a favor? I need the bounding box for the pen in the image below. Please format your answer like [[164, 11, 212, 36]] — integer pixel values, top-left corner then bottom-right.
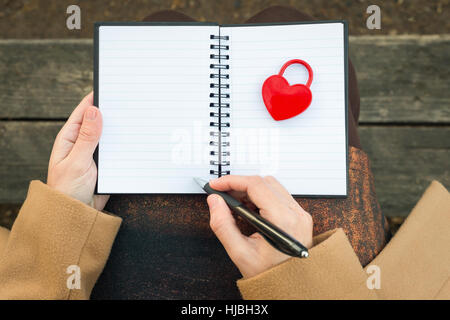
[[194, 177, 309, 258]]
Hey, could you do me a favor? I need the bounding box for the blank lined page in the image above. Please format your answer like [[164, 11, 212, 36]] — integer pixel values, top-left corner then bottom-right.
[[97, 25, 217, 193], [223, 23, 347, 196]]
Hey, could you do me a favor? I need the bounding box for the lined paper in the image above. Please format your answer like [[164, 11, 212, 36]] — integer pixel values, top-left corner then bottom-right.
[[97, 25, 218, 193], [223, 23, 347, 196]]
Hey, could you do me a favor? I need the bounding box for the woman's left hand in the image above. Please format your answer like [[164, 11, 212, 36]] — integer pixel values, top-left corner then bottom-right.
[[47, 92, 109, 211]]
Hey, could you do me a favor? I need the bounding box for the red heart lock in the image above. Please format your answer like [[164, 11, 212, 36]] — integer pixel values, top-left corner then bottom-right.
[[262, 59, 313, 121]]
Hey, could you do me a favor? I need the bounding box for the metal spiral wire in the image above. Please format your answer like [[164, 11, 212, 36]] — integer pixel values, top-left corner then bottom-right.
[[209, 32, 230, 176]]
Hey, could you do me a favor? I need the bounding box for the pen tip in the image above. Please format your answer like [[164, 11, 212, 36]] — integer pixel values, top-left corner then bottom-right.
[[193, 177, 208, 188]]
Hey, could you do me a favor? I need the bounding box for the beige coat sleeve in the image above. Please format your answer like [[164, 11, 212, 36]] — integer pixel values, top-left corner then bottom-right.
[[0, 227, 9, 256], [237, 228, 377, 299], [0, 181, 122, 300], [238, 181, 450, 300], [365, 181, 450, 299]]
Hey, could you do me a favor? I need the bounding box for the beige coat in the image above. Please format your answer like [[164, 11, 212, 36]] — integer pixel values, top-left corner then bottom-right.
[[0, 180, 448, 299]]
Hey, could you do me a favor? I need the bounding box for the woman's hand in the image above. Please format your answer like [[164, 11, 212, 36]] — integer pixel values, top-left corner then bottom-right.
[[206, 175, 313, 279], [47, 92, 109, 211]]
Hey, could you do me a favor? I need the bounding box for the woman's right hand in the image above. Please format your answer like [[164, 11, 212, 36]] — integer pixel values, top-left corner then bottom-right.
[[206, 175, 314, 279]]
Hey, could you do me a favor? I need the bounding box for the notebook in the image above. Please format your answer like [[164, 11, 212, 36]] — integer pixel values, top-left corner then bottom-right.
[[94, 21, 348, 197]]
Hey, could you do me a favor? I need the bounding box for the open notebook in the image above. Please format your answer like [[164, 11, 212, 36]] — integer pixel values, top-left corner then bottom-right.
[[94, 21, 348, 196]]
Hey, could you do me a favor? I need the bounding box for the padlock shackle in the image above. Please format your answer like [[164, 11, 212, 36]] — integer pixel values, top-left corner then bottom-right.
[[278, 59, 313, 88]]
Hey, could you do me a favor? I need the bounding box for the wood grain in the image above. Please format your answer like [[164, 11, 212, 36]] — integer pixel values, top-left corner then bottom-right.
[[350, 35, 450, 123], [0, 40, 92, 119], [359, 126, 450, 216]]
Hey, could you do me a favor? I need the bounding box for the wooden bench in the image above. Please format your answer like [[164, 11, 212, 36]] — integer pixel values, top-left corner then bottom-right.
[[0, 35, 449, 220]]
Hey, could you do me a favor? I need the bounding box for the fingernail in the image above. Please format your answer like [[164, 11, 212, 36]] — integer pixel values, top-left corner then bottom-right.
[[86, 108, 97, 120]]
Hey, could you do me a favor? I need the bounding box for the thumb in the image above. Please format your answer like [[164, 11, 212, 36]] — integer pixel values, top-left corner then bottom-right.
[[69, 106, 102, 164], [207, 194, 249, 259]]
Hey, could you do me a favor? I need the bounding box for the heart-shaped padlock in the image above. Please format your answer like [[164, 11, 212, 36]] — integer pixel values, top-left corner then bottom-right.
[[262, 59, 313, 121]]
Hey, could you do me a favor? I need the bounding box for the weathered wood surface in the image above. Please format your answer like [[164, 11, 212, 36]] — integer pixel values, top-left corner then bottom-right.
[[349, 35, 450, 123], [0, 122, 448, 216], [0, 36, 449, 123], [0, 40, 93, 119], [359, 126, 449, 216]]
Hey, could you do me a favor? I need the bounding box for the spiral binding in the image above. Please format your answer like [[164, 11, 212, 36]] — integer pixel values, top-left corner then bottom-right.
[[209, 32, 230, 177]]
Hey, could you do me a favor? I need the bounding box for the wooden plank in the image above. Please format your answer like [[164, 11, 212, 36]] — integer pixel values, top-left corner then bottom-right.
[[0, 40, 92, 119], [0, 122, 448, 217], [0, 36, 449, 122], [0, 122, 59, 202], [359, 126, 450, 216], [350, 35, 450, 123]]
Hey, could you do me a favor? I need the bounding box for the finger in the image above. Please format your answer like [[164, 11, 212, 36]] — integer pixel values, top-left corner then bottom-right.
[[66, 92, 94, 126], [262, 176, 291, 199], [262, 176, 301, 209], [209, 175, 285, 215], [209, 180, 249, 204], [50, 92, 94, 166], [93, 195, 110, 211], [68, 106, 102, 166], [57, 92, 94, 143], [227, 190, 258, 211], [207, 194, 250, 260], [263, 176, 309, 215]]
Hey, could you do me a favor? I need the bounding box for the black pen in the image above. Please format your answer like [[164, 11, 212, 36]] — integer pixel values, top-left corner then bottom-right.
[[194, 177, 309, 258]]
